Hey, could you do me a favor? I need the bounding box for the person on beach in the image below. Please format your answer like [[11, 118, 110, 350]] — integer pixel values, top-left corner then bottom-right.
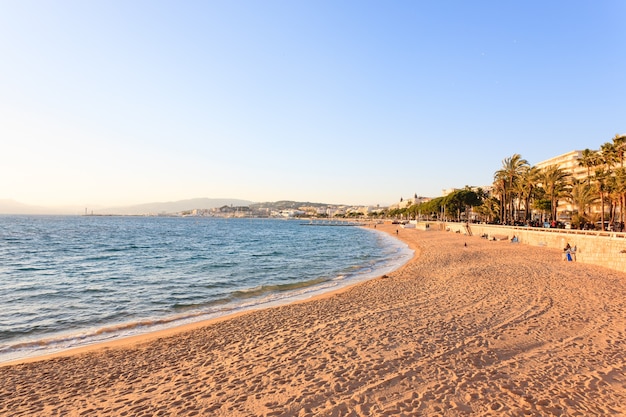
[[564, 243, 574, 261]]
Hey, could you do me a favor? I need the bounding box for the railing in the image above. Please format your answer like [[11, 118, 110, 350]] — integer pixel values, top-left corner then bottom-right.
[[465, 223, 626, 239]]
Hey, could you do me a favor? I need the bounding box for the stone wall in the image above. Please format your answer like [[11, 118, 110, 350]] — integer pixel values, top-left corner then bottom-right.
[[417, 221, 626, 274]]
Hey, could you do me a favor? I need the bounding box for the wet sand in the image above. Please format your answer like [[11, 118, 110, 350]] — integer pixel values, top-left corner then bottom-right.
[[1, 224, 625, 416]]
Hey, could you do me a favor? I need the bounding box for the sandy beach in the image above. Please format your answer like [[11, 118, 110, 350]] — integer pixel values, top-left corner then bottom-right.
[[2, 223, 626, 416]]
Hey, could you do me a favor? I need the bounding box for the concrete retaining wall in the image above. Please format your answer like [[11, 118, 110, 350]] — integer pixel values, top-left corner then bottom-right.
[[417, 221, 626, 274]]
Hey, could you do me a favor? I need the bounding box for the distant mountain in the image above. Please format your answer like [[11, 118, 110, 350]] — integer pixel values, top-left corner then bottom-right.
[[95, 198, 255, 215], [0, 199, 82, 215], [0, 198, 344, 216]]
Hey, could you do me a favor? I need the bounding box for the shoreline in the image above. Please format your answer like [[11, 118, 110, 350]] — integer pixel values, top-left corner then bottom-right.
[[0, 220, 411, 366], [1, 223, 414, 367], [2, 224, 626, 416]]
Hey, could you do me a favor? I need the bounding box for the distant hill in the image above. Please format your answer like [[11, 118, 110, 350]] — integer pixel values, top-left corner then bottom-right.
[[95, 198, 255, 215], [0, 199, 82, 215], [250, 200, 337, 210], [0, 198, 346, 216]]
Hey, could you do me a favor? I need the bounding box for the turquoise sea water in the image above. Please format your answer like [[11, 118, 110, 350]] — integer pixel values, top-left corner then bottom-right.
[[0, 216, 412, 363]]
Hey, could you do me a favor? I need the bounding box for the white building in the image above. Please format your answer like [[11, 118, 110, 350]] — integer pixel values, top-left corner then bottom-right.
[[534, 150, 587, 181]]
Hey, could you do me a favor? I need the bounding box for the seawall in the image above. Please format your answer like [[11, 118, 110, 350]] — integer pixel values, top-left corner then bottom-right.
[[417, 221, 626, 273]]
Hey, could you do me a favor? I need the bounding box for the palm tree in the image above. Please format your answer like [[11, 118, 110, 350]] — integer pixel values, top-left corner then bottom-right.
[[595, 140, 624, 229], [539, 165, 570, 222], [475, 197, 500, 223], [494, 154, 529, 224], [517, 166, 540, 223], [611, 135, 626, 226], [607, 175, 621, 227], [579, 148, 599, 184], [601, 141, 619, 172], [568, 179, 598, 228], [615, 167, 626, 227], [532, 190, 551, 223], [612, 134, 626, 168], [493, 170, 507, 224], [593, 168, 609, 230]]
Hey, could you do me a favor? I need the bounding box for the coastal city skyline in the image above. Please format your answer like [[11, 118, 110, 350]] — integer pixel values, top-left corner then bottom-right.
[[1, 1, 624, 210]]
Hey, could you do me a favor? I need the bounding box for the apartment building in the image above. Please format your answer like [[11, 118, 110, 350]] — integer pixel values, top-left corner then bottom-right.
[[534, 150, 587, 181]]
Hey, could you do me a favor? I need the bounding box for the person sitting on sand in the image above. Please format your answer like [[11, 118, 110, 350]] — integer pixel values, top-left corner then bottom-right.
[[564, 243, 574, 261]]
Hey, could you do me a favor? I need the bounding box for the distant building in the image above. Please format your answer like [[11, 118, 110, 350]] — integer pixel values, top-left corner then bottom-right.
[[345, 206, 373, 216], [534, 150, 585, 219], [216, 205, 251, 217], [389, 196, 431, 210], [442, 186, 490, 197], [534, 150, 586, 181], [276, 209, 306, 218]]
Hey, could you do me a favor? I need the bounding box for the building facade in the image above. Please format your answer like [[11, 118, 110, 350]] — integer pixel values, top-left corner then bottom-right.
[[534, 150, 587, 182]]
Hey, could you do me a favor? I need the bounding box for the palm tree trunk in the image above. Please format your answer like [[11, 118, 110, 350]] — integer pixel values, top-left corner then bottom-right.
[[610, 200, 616, 228], [601, 193, 606, 231], [619, 193, 626, 231]]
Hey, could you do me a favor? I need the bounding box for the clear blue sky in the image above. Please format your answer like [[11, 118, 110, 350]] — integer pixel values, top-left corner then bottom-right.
[[1, 1, 625, 208]]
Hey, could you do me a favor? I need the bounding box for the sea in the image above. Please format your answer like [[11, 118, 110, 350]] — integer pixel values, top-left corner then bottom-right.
[[0, 215, 412, 363]]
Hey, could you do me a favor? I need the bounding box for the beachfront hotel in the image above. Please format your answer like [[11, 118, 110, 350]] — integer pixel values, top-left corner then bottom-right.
[[534, 150, 588, 182], [533, 150, 586, 220]]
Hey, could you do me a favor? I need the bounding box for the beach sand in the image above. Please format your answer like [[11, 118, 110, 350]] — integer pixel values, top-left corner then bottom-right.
[[2, 224, 626, 416]]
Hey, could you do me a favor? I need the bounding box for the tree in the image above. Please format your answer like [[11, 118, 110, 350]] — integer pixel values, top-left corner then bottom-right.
[[442, 188, 483, 222], [615, 167, 626, 226], [493, 172, 507, 223], [532, 197, 551, 223], [593, 168, 609, 230], [567, 179, 598, 228], [517, 166, 540, 223], [493, 154, 529, 224], [601, 141, 619, 172], [594, 138, 626, 229], [579, 148, 599, 184], [612, 134, 626, 168], [417, 197, 445, 220], [539, 165, 570, 222], [474, 196, 500, 223], [574, 136, 626, 229]]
